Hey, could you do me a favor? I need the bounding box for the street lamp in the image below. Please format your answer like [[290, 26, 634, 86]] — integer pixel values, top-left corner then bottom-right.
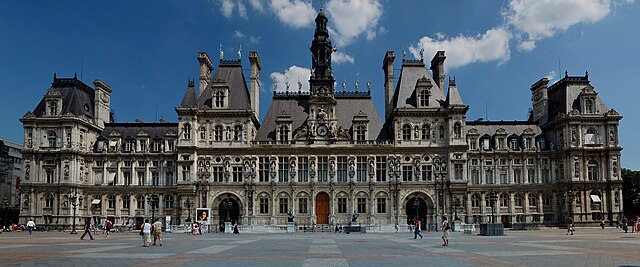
[[67, 189, 82, 234], [413, 197, 420, 221], [490, 192, 498, 224], [453, 198, 461, 221], [185, 198, 193, 222], [147, 194, 159, 222], [222, 196, 232, 222]]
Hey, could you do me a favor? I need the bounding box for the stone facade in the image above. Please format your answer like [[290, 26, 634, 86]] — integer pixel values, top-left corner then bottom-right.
[[19, 12, 623, 230]]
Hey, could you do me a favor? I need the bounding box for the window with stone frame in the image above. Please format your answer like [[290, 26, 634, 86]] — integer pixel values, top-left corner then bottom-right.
[[214, 91, 225, 108], [214, 125, 223, 141], [542, 193, 551, 206], [46, 170, 54, 183], [402, 124, 411, 140], [585, 99, 594, 114], [513, 169, 522, 184], [152, 172, 160, 186], [165, 172, 174, 186], [454, 164, 463, 180], [165, 195, 174, 209], [376, 198, 386, 213], [122, 195, 131, 209], [45, 194, 54, 208], [125, 139, 135, 152], [297, 157, 309, 182], [528, 193, 537, 207], [471, 193, 480, 208], [527, 168, 535, 183], [318, 157, 328, 182], [212, 166, 224, 182], [402, 165, 413, 181], [500, 193, 509, 207], [124, 171, 132, 185], [233, 125, 243, 141], [525, 138, 532, 149], [376, 156, 387, 182], [259, 157, 270, 183], [279, 198, 289, 214], [47, 131, 57, 148], [108, 195, 116, 209], [510, 138, 519, 150], [278, 125, 289, 141], [419, 90, 429, 107], [469, 138, 477, 150], [439, 126, 445, 139], [232, 166, 243, 182], [298, 198, 308, 213], [357, 197, 366, 213], [182, 124, 191, 140], [356, 156, 367, 182], [588, 160, 599, 181], [471, 170, 479, 184], [137, 195, 145, 209], [421, 124, 430, 140], [337, 156, 348, 182], [514, 193, 523, 207], [421, 165, 432, 181], [137, 171, 145, 186], [585, 128, 598, 145], [355, 125, 367, 141], [278, 156, 289, 182], [453, 122, 462, 139], [199, 126, 206, 140], [260, 198, 269, 214], [485, 169, 494, 184], [337, 197, 347, 213], [167, 139, 175, 151], [181, 165, 190, 182]]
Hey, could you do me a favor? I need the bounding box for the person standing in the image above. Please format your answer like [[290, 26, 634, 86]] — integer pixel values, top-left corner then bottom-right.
[[80, 218, 94, 240], [26, 219, 35, 235], [441, 216, 450, 246], [233, 221, 239, 235], [566, 218, 575, 235], [394, 223, 399, 234], [413, 217, 422, 239], [152, 219, 163, 246], [105, 219, 112, 237], [142, 219, 152, 247]]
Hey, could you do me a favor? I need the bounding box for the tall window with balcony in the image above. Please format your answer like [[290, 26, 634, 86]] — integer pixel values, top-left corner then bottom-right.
[[259, 157, 270, 182], [278, 156, 289, 182], [233, 166, 243, 182], [124, 171, 132, 185], [318, 157, 328, 182], [588, 160, 599, 181], [485, 169, 494, 184], [214, 125, 223, 141], [212, 166, 224, 182], [297, 157, 309, 182], [376, 156, 387, 182], [402, 165, 413, 182], [402, 124, 411, 141], [47, 131, 57, 148], [181, 165, 190, 182], [454, 164, 463, 180], [356, 156, 367, 182], [357, 198, 366, 213], [279, 198, 288, 214], [182, 124, 191, 140], [421, 165, 432, 181], [337, 156, 348, 182]]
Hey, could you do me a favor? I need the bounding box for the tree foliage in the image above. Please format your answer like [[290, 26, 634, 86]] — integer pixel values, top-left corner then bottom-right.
[[622, 168, 640, 216]]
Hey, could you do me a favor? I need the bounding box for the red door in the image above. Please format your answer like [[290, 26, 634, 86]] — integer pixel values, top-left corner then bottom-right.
[[316, 193, 329, 224]]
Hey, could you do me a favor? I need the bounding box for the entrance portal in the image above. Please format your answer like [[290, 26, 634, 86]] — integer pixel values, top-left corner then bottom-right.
[[218, 197, 240, 225], [315, 192, 329, 224], [406, 197, 428, 230]]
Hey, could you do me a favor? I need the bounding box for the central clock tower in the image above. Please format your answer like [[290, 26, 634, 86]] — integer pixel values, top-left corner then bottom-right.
[[308, 10, 337, 140]]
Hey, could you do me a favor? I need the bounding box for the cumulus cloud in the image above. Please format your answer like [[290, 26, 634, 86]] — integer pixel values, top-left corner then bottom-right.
[[234, 30, 245, 38], [409, 27, 511, 70], [270, 66, 311, 92], [326, 0, 383, 46], [269, 0, 317, 29], [545, 70, 557, 82], [216, 0, 247, 18], [504, 0, 612, 51], [234, 30, 261, 44], [332, 51, 355, 64], [249, 0, 266, 12]]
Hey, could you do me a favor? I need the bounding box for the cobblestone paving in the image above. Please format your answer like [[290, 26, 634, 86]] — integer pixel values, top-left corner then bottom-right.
[[1, 227, 639, 266]]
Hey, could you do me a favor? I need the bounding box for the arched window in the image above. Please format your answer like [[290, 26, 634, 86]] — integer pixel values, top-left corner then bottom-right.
[[182, 124, 191, 140], [214, 91, 225, 108], [45, 193, 54, 208], [421, 124, 430, 140], [402, 124, 411, 141], [587, 160, 599, 181], [514, 193, 523, 207], [214, 125, 223, 141], [585, 128, 598, 145], [419, 90, 429, 107], [234, 125, 243, 141], [47, 130, 57, 148], [500, 193, 509, 207], [199, 126, 206, 140], [585, 99, 593, 114], [453, 122, 462, 139], [471, 193, 480, 208], [279, 125, 289, 141], [355, 125, 366, 141]]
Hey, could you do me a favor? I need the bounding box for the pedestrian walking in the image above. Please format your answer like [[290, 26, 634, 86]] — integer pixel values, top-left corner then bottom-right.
[[395, 223, 399, 233], [80, 218, 94, 240], [623, 217, 628, 233], [192, 222, 199, 235], [142, 219, 152, 247], [566, 218, 575, 235], [105, 219, 112, 237], [233, 221, 239, 235], [600, 220, 605, 229], [26, 219, 35, 235], [152, 218, 163, 246], [413, 217, 422, 239], [441, 216, 450, 246]]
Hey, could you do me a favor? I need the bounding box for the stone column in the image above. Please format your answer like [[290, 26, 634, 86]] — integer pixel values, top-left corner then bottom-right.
[[523, 192, 530, 223]]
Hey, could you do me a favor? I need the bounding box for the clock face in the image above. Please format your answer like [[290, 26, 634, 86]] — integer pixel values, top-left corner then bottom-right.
[[316, 124, 329, 137]]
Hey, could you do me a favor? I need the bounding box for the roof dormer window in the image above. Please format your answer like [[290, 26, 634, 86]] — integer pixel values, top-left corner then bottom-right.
[[214, 91, 225, 108], [402, 124, 411, 141], [355, 125, 366, 141], [278, 125, 290, 141], [49, 101, 58, 116], [585, 99, 593, 114]]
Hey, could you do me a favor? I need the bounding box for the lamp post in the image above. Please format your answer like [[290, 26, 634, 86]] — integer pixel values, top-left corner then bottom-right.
[[67, 189, 82, 234], [453, 198, 461, 221], [222, 196, 232, 222], [413, 197, 420, 221], [490, 192, 498, 224], [184, 198, 193, 222], [148, 194, 159, 222]]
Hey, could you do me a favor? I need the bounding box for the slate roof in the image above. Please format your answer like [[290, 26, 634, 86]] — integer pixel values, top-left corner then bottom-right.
[[100, 123, 178, 139], [446, 82, 464, 106], [466, 120, 542, 136], [32, 76, 95, 118], [547, 74, 608, 118], [255, 94, 384, 141], [197, 60, 251, 110], [391, 60, 446, 109], [180, 85, 197, 108]]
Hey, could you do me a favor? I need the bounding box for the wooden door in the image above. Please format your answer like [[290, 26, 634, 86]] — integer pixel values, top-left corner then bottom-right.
[[316, 192, 329, 224]]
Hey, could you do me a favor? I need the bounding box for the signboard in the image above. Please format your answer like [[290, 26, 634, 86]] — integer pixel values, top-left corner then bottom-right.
[[196, 208, 211, 225], [165, 215, 171, 233]]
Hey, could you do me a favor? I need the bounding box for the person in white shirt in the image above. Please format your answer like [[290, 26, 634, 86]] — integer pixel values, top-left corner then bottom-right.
[[142, 219, 152, 247], [26, 219, 35, 235]]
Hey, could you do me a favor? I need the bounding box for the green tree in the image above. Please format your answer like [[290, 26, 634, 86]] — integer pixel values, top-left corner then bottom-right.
[[622, 168, 640, 216]]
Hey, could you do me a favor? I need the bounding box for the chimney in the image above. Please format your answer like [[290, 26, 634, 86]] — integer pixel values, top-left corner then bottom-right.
[[530, 77, 549, 124], [198, 52, 213, 96], [430, 51, 446, 90], [249, 51, 261, 120], [93, 80, 112, 129], [382, 51, 395, 119]]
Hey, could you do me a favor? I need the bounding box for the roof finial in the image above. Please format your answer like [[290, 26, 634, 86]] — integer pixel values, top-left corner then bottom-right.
[[74, 72, 77, 79], [402, 50, 406, 61], [238, 44, 242, 60], [355, 80, 359, 92], [342, 80, 346, 92], [565, 70, 568, 78], [53, 72, 57, 81], [419, 47, 424, 61], [585, 70, 589, 79], [367, 80, 371, 93], [219, 43, 224, 60], [285, 79, 290, 92], [273, 80, 277, 95]]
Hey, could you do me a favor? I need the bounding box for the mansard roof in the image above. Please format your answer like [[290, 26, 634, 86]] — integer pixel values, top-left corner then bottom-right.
[[197, 60, 251, 110], [100, 122, 178, 139], [255, 94, 384, 141], [466, 120, 542, 137], [32, 75, 95, 118], [547, 73, 609, 117], [391, 60, 446, 109], [446, 80, 464, 107], [180, 83, 197, 108]]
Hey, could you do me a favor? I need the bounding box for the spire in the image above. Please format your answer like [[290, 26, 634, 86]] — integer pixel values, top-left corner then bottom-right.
[[446, 76, 464, 107], [309, 10, 335, 96]]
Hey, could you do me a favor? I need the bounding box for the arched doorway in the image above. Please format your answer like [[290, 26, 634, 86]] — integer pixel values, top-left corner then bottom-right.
[[218, 196, 240, 225], [406, 197, 429, 230], [316, 192, 329, 224]]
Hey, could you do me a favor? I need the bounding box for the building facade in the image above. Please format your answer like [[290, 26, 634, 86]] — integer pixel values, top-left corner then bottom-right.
[[0, 138, 22, 226], [19, 12, 623, 230]]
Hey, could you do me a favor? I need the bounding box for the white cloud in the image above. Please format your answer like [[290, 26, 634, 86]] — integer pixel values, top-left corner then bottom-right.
[[269, 0, 316, 29], [216, 0, 247, 18], [326, 0, 383, 46], [249, 0, 266, 12], [409, 27, 511, 70], [545, 70, 557, 82], [332, 51, 355, 64], [234, 30, 245, 38], [270, 66, 311, 92], [504, 0, 612, 50], [249, 36, 262, 44]]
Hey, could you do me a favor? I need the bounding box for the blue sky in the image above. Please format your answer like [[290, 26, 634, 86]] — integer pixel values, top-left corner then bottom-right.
[[1, 0, 639, 169]]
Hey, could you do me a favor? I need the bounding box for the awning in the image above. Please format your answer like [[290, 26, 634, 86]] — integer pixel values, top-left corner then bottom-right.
[[590, 195, 602, 202], [91, 199, 101, 204]]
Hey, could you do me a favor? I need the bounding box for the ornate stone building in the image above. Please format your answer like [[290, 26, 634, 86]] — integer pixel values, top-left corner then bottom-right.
[[19, 12, 623, 231]]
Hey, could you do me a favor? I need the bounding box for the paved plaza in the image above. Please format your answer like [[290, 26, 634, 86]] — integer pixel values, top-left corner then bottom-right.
[[0, 227, 639, 266]]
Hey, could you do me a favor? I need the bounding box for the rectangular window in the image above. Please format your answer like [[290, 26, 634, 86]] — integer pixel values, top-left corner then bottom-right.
[[298, 198, 308, 214], [47, 170, 54, 183], [525, 138, 532, 149], [357, 197, 366, 213], [108, 197, 116, 209], [454, 164, 463, 180], [499, 159, 506, 166], [165, 172, 174, 186], [470, 159, 478, 166], [278, 156, 289, 182], [181, 165, 190, 182], [500, 170, 508, 184], [485, 160, 493, 166], [376, 156, 387, 182], [513, 159, 521, 165], [279, 198, 288, 214], [139, 139, 147, 152], [376, 198, 386, 213], [167, 140, 175, 151], [232, 166, 243, 182], [514, 169, 522, 184], [297, 157, 309, 182], [469, 139, 477, 150], [124, 171, 132, 185], [485, 170, 494, 184], [123, 196, 130, 209], [125, 140, 135, 152], [124, 161, 132, 167], [138, 160, 146, 167], [259, 157, 270, 183], [527, 168, 535, 183], [212, 166, 224, 182], [318, 157, 328, 182], [510, 139, 518, 150], [337, 156, 348, 182], [542, 169, 550, 184], [356, 156, 367, 182], [137, 171, 145, 186], [260, 198, 269, 214], [471, 170, 479, 184], [421, 165, 432, 181], [152, 172, 160, 186], [337, 198, 347, 213], [482, 139, 490, 150], [402, 165, 413, 182], [152, 160, 160, 167], [152, 140, 162, 152]]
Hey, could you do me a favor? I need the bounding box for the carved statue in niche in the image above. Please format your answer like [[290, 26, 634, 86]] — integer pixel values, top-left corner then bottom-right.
[[289, 160, 296, 174], [414, 126, 419, 139], [224, 161, 230, 174], [294, 126, 308, 139], [337, 126, 350, 139], [612, 160, 618, 176], [310, 160, 316, 176], [369, 160, 375, 174], [348, 160, 355, 177], [251, 161, 257, 176], [610, 129, 616, 143], [574, 161, 580, 177], [25, 164, 30, 180], [270, 160, 276, 173], [64, 164, 69, 179], [571, 130, 577, 145], [317, 107, 327, 120], [330, 160, 336, 173]]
